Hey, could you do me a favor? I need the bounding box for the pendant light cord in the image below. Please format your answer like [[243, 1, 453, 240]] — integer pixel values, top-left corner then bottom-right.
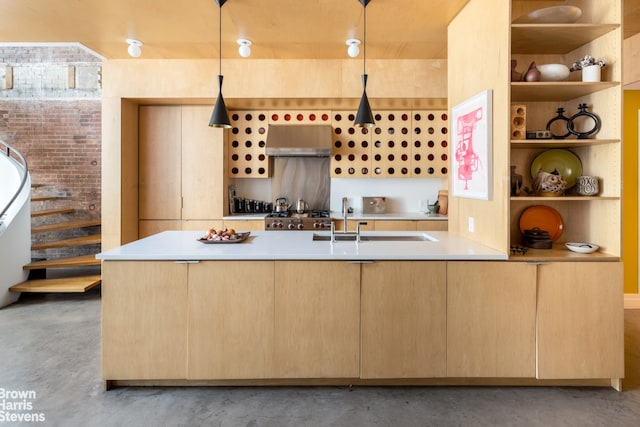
[[363, 3, 367, 76], [218, 4, 222, 76]]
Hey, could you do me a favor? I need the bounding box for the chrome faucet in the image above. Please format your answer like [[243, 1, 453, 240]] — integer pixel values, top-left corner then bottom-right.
[[342, 196, 348, 232]]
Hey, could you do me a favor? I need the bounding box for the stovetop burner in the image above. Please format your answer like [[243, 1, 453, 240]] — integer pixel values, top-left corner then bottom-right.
[[267, 211, 292, 218], [309, 210, 330, 218]]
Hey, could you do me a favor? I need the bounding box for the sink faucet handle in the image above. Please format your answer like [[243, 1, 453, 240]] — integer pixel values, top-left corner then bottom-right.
[[356, 221, 368, 242]]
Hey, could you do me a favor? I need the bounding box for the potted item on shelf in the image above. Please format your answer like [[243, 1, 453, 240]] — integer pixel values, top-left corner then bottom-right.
[[570, 55, 606, 82], [522, 227, 553, 249], [532, 168, 566, 197], [576, 175, 600, 196]]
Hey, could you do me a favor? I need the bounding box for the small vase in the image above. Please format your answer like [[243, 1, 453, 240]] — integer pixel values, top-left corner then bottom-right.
[[510, 165, 523, 196], [523, 61, 541, 82], [582, 64, 601, 82], [511, 59, 523, 82], [568, 103, 601, 139], [546, 107, 571, 139]]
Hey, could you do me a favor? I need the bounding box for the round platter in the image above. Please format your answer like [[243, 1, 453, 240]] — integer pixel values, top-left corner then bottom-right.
[[565, 242, 599, 254], [530, 149, 582, 189], [513, 5, 582, 24], [519, 205, 564, 241]]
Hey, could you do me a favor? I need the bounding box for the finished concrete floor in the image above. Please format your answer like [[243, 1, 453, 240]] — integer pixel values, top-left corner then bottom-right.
[[1, 287, 639, 427]]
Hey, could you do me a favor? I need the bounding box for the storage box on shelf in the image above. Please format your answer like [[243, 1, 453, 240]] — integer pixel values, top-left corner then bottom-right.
[[509, 0, 621, 260]]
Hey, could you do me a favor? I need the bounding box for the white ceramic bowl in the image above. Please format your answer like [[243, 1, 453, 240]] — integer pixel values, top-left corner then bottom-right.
[[537, 64, 570, 81], [565, 242, 599, 254], [513, 6, 582, 24]]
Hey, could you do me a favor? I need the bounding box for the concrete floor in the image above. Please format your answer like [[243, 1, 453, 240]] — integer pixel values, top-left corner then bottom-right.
[[1, 287, 639, 427]]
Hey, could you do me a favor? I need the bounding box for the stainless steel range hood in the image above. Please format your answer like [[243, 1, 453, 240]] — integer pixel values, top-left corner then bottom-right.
[[265, 124, 332, 157]]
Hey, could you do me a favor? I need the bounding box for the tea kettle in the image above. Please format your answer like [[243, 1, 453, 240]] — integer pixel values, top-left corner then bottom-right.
[[295, 198, 308, 214], [275, 197, 290, 212]]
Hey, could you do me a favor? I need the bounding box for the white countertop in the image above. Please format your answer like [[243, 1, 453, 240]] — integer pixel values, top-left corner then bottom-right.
[[97, 230, 506, 261]]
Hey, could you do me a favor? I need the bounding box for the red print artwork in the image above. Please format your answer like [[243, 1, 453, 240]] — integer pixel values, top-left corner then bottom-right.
[[454, 106, 483, 190]]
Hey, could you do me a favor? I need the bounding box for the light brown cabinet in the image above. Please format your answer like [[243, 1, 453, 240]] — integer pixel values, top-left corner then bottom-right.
[[333, 219, 446, 232], [102, 261, 188, 380], [361, 261, 446, 378], [273, 261, 361, 378], [536, 262, 624, 380], [138, 105, 225, 238], [447, 262, 536, 377], [188, 261, 274, 379], [222, 219, 265, 231]]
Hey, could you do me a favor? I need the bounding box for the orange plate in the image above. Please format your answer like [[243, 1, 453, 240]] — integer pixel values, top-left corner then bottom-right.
[[519, 206, 564, 241]]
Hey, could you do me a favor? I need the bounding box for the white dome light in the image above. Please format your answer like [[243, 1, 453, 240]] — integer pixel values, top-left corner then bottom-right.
[[346, 39, 361, 58], [237, 39, 252, 58], [126, 39, 143, 58]]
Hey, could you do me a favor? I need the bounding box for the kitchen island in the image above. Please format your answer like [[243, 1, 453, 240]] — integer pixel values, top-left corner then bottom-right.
[[98, 231, 623, 390]]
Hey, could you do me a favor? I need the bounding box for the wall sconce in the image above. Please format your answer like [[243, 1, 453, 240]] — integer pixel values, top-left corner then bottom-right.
[[346, 39, 361, 58], [237, 39, 252, 58], [126, 39, 143, 58]]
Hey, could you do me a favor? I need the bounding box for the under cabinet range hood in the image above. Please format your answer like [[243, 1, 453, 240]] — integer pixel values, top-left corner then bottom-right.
[[265, 124, 332, 157]]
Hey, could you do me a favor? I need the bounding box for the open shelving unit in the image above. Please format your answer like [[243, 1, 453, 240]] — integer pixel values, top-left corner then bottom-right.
[[509, 0, 622, 261]]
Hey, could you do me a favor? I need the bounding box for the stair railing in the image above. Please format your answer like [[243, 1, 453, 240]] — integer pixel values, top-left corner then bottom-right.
[[0, 139, 29, 221]]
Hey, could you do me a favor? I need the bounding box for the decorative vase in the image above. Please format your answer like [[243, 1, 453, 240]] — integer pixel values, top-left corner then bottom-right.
[[523, 61, 541, 82], [568, 103, 601, 139], [546, 107, 571, 139], [582, 64, 601, 82], [576, 175, 599, 196], [511, 59, 523, 82], [511, 165, 523, 196]]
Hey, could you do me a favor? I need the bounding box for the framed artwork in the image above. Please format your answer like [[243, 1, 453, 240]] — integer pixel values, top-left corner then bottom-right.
[[451, 89, 493, 200]]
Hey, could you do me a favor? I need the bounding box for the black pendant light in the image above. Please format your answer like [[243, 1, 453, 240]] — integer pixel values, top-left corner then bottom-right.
[[209, 0, 232, 128], [354, 0, 375, 128]]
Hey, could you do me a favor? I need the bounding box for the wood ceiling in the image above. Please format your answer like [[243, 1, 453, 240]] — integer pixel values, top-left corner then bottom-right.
[[0, 0, 638, 60]]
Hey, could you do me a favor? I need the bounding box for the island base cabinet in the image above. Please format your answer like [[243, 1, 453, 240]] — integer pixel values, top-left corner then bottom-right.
[[447, 262, 536, 378], [187, 261, 274, 380], [361, 261, 446, 378], [536, 262, 624, 380], [102, 261, 188, 380], [274, 261, 360, 378]]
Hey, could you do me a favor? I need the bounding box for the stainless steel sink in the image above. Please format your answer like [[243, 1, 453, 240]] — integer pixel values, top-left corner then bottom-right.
[[312, 233, 434, 242]]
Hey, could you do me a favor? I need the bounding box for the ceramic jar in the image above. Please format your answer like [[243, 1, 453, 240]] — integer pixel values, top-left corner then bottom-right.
[[582, 64, 601, 82], [576, 175, 599, 196]]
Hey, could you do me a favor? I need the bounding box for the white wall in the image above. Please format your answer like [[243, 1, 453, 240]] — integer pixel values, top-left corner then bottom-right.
[[331, 178, 446, 213]]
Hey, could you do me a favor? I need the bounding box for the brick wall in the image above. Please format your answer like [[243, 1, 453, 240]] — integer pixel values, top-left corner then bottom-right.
[[0, 45, 102, 259]]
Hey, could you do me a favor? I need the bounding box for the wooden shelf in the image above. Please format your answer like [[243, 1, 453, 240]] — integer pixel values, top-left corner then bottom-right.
[[511, 82, 619, 102], [511, 139, 619, 148], [509, 245, 619, 262], [511, 196, 619, 201], [511, 24, 620, 54]]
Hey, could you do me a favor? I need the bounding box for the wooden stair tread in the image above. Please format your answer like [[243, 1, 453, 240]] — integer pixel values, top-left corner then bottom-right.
[[32, 234, 101, 250], [23, 254, 100, 270], [31, 208, 75, 217], [10, 274, 101, 293], [31, 196, 59, 202], [32, 219, 101, 234]]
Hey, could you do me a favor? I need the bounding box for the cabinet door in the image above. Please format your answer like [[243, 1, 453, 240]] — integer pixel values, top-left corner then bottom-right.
[[361, 261, 446, 378], [222, 220, 265, 231], [139, 106, 182, 220], [373, 220, 417, 231], [274, 261, 360, 378], [188, 261, 274, 379], [102, 261, 188, 380], [447, 262, 536, 377], [181, 106, 226, 220], [416, 220, 447, 231], [537, 262, 624, 379]]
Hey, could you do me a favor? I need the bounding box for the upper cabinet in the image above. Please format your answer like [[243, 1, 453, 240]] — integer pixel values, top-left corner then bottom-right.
[[509, 0, 621, 259]]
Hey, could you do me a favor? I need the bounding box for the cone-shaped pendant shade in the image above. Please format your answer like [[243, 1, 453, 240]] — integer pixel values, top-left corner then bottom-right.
[[354, 74, 375, 128], [209, 75, 231, 128]]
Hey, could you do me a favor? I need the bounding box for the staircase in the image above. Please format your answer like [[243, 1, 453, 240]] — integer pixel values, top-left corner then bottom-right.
[[9, 188, 102, 293]]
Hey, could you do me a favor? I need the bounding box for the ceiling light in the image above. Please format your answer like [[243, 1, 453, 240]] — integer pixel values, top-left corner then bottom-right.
[[346, 39, 361, 58], [237, 39, 252, 58], [126, 39, 143, 58], [354, 0, 375, 128], [209, 0, 232, 128]]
